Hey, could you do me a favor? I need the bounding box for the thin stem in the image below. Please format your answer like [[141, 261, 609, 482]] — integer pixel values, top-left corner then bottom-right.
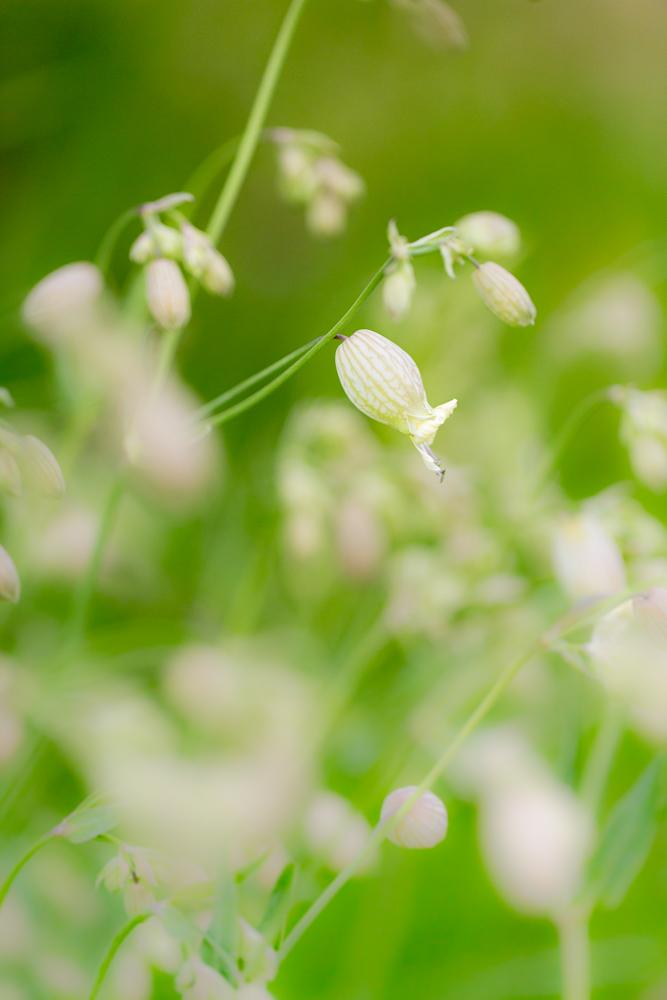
[[580, 702, 623, 817], [0, 832, 55, 907], [534, 388, 613, 496], [278, 639, 542, 961], [557, 908, 591, 1000], [88, 913, 150, 1000], [183, 136, 241, 215], [64, 473, 126, 655], [207, 261, 390, 429], [95, 208, 138, 277], [206, 0, 311, 247], [196, 337, 319, 421]]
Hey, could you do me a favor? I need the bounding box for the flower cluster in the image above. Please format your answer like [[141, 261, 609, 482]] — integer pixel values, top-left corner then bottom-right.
[[129, 192, 235, 330], [270, 128, 364, 237], [391, 0, 467, 50], [610, 385, 667, 492]]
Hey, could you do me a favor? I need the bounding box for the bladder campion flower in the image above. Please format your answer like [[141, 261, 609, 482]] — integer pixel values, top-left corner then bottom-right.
[[146, 259, 191, 330], [472, 261, 536, 327], [380, 786, 448, 848], [335, 329, 457, 479]]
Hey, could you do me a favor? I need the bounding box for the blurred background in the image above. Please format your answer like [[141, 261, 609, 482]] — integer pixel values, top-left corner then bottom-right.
[[1, 0, 667, 997]]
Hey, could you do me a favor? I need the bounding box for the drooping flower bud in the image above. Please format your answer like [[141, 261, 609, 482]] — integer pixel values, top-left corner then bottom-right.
[[22, 262, 103, 342], [129, 222, 182, 264], [472, 262, 536, 327], [180, 223, 235, 297], [0, 546, 20, 603], [335, 329, 457, 477], [146, 259, 191, 330], [0, 449, 22, 497], [382, 260, 416, 320], [551, 512, 626, 601], [392, 0, 467, 51], [380, 786, 448, 849], [307, 190, 347, 238], [455, 211, 521, 259], [18, 436, 66, 499]]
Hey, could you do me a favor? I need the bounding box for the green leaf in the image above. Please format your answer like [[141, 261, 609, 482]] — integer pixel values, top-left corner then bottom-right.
[[259, 863, 296, 942], [234, 849, 270, 885], [201, 869, 238, 979], [56, 795, 117, 844], [585, 757, 664, 909]]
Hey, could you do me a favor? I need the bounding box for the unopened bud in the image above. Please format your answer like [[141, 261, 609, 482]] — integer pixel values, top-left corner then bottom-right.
[[472, 262, 536, 327], [0, 450, 22, 497], [314, 157, 364, 202], [307, 191, 347, 237], [130, 223, 182, 264], [335, 329, 457, 475], [97, 854, 131, 892], [383, 260, 416, 320], [201, 250, 235, 297], [611, 387, 667, 492], [0, 546, 20, 603], [455, 211, 521, 259], [381, 786, 448, 849], [22, 262, 103, 341], [146, 259, 191, 330]]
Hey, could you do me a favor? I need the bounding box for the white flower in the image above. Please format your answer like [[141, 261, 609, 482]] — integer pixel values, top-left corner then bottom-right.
[[176, 957, 233, 1000], [480, 778, 592, 917], [380, 786, 448, 849], [455, 211, 521, 259], [472, 262, 536, 327], [145, 259, 191, 330], [335, 329, 457, 477], [589, 589, 667, 744], [0, 546, 20, 603], [22, 262, 103, 342], [611, 387, 667, 491], [304, 791, 374, 872], [551, 512, 626, 601]]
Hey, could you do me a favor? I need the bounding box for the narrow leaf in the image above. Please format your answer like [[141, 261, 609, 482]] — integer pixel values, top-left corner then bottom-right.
[[201, 869, 238, 976], [259, 863, 296, 941]]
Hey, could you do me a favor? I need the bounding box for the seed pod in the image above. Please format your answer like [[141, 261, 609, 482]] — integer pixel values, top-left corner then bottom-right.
[[145, 259, 191, 330], [380, 786, 448, 849], [335, 329, 457, 449], [472, 261, 536, 327], [0, 546, 20, 603]]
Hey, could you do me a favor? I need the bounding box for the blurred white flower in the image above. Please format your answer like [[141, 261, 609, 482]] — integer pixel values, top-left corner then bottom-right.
[[334, 494, 385, 580], [589, 588, 667, 744], [391, 0, 467, 50], [176, 957, 233, 1000], [551, 511, 626, 601], [455, 212, 521, 260], [449, 725, 546, 801], [21, 261, 104, 342], [0, 545, 20, 603], [384, 547, 464, 637], [611, 386, 667, 492], [304, 791, 374, 872], [380, 786, 448, 849], [479, 777, 592, 917]]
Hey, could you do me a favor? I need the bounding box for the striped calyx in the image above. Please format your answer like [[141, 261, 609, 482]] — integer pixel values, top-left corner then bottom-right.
[[335, 329, 457, 475]]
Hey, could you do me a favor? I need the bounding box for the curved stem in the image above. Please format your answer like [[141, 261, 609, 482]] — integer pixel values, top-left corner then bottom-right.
[[278, 638, 542, 961], [0, 832, 55, 907], [206, 0, 311, 247], [88, 913, 150, 1000], [196, 337, 319, 421], [534, 388, 613, 496], [95, 208, 138, 278], [206, 260, 390, 429]]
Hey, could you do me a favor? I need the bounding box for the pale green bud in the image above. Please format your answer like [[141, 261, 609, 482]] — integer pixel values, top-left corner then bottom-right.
[[314, 156, 364, 202], [0, 449, 22, 497], [472, 262, 536, 327], [306, 190, 347, 237], [455, 211, 521, 259], [146, 259, 191, 330], [0, 545, 20, 603], [130, 223, 182, 264], [201, 250, 235, 297], [18, 436, 65, 499], [381, 786, 448, 849], [611, 386, 667, 492], [382, 259, 416, 320], [335, 329, 457, 475], [277, 145, 318, 204]]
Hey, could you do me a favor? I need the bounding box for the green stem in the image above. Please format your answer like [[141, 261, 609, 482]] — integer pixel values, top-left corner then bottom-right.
[[95, 208, 138, 278], [183, 136, 242, 215], [206, 261, 389, 429], [88, 913, 150, 1000], [206, 0, 311, 247], [278, 638, 541, 961], [580, 702, 623, 817], [0, 832, 55, 907], [196, 337, 319, 421], [534, 388, 613, 496], [557, 908, 590, 1000], [65, 473, 126, 655]]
